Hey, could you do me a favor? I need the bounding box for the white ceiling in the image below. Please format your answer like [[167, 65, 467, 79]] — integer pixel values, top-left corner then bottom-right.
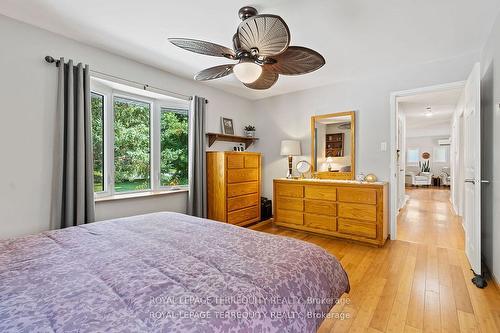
[[1, 0, 499, 100], [398, 87, 463, 137]]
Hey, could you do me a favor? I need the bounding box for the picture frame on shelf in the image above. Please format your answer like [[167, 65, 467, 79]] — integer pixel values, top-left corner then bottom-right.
[[221, 117, 234, 135]]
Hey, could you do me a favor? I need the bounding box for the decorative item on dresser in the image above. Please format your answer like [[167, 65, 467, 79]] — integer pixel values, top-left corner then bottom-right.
[[273, 178, 388, 246], [207, 152, 261, 226]]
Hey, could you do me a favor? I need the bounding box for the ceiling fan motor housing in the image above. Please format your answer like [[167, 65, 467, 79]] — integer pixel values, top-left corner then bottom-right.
[[238, 6, 258, 20]]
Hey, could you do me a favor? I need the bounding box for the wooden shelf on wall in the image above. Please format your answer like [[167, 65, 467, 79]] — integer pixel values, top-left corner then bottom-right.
[[206, 132, 259, 149]]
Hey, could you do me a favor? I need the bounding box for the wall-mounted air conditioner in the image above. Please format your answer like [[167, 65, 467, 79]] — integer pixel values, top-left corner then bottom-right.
[[438, 138, 451, 146]]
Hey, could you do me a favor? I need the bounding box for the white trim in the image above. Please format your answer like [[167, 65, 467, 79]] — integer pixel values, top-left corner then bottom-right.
[[90, 88, 111, 198], [389, 80, 466, 240]]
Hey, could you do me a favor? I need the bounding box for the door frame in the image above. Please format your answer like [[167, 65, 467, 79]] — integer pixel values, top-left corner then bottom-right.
[[389, 81, 466, 240]]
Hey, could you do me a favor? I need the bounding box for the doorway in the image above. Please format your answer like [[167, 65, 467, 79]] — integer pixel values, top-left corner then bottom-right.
[[390, 64, 483, 278], [390, 81, 465, 240], [394, 84, 464, 247]]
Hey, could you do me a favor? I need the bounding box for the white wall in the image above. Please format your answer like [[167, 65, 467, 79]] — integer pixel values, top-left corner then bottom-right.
[[254, 54, 478, 198], [479, 11, 500, 284], [0, 15, 255, 239]]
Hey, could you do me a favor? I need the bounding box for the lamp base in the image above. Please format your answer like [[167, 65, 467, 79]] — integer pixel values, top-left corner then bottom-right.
[[286, 155, 293, 178]]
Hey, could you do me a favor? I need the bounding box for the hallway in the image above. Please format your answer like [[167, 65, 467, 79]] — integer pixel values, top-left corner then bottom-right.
[[397, 188, 465, 250]]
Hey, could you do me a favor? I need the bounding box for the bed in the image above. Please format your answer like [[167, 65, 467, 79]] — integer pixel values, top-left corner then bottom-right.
[[0, 212, 349, 332]]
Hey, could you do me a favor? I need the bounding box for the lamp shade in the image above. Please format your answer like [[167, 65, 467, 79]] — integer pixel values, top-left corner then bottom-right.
[[326, 157, 334, 163], [280, 140, 301, 156]]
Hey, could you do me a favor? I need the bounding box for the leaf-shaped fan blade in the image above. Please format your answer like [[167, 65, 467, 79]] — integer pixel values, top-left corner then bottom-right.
[[237, 15, 290, 57], [244, 69, 279, 90], [169, 38, 236, 59], [194, 64, 234, 81], [268, 46, 325, 75]]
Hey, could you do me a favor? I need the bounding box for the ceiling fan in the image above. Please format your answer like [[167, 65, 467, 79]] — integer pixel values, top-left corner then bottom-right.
[[169, 6, 325, 90]]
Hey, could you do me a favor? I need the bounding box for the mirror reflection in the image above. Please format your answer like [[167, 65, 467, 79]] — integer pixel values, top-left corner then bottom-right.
[[312, 112, 355, 179]]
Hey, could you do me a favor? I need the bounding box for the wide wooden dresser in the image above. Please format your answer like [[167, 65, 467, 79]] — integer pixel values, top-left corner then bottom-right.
[[273, 178, 388, 246], [207, 152, 261, 226]]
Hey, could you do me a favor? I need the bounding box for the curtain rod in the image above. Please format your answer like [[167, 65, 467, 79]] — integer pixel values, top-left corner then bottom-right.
[[44, 56, 208, 103]]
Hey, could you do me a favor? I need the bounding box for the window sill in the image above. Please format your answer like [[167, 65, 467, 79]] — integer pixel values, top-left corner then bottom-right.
[[95, 188, 188, 203]]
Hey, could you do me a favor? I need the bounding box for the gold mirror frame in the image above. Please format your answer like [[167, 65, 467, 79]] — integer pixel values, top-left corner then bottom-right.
[[310, 111, 356, 180]]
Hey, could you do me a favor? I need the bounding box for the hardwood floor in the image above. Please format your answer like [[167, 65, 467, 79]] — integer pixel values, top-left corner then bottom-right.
[[254, 188, 500, 332], [398, 188, 464, 250]]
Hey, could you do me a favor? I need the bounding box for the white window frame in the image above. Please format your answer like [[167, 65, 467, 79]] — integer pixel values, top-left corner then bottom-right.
[[157, 105, 190, 190], [91, 88, 111, 198], [91, 85, 190, 198], [406, 148, 420, 166]]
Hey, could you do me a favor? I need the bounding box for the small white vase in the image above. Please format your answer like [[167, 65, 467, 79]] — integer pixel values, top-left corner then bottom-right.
[[245, 130, 255, 138]]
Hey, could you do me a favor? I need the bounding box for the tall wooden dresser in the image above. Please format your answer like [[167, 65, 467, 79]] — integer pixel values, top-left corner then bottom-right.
[[207, 152, 261, 226], [273, 178, 388, 246]]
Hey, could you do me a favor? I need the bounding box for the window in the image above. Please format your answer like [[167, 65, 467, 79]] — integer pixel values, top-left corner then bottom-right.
[[160, 108, 189, 187], [91, 83, 190, 197], [407, 148, 420, 165], [91, 93, 105, 192], [433, 146, 448, 163], [113, 97, 151, 192]]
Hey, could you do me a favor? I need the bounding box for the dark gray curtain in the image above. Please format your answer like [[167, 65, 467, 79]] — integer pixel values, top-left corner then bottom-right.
[[51, 58, 95, 229], [187, 96, 207, 218]]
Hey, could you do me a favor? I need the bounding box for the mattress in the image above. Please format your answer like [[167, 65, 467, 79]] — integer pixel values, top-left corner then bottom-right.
[[0, 212, 349, 332]]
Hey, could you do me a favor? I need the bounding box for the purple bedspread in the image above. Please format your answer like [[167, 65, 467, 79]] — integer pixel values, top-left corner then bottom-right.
[[0, 212, 349, 332]]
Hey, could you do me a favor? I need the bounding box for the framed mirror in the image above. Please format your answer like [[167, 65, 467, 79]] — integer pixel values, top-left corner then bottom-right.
[[311, 111, 355, 180]]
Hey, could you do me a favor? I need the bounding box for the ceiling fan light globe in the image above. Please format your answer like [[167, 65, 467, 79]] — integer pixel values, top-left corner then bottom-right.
[[233, 62, 262, 84]]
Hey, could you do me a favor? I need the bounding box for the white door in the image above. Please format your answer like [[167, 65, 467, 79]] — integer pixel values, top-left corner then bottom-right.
[[463, 63, 482, 274], [397, 113, 406, 209]]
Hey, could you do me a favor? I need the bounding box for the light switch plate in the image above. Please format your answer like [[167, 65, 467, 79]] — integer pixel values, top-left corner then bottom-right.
[[380, 142, 387, 152]]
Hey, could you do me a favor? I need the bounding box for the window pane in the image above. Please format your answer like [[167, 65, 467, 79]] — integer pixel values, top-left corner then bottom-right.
[[113, 97, 151, 192], [407, 148, 419, 164], [433, 146, 448, 163], [91, 92, 105, 192], [160, 108, 189, 186]]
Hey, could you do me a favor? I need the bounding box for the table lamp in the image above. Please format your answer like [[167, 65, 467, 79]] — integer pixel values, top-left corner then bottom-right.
[[325, 157, 334, 171], [280, 140, 301, 178]]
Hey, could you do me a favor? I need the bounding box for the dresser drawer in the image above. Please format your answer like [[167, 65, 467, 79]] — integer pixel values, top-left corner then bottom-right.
[[304, 200, 337, 216], [304, 213, 336, 231], [338, 203, 377, 222], [305, 186, 337, 201], [227, 182, 259, 197], [337, 188, 377, 204], [227, 205, 259, 224], [227, 193, 259, 212], [275, 183, 304, 198], [338, 218, 377, 239], [277, 197, 303, 211], [226, 154, 244, 169], [227, 169, 259, 183], [277, 209, 303, 225], [244, 155, 260, 168]]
